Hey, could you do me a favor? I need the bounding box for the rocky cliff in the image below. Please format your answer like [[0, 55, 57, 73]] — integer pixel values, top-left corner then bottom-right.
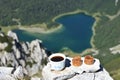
[[0, 31, 48, 79], [42, 57, 113, 80], [0, 31, 113, 80]]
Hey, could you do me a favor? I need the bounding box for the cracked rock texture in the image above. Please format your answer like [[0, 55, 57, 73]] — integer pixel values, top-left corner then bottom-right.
[[42, 57, 113, 80]]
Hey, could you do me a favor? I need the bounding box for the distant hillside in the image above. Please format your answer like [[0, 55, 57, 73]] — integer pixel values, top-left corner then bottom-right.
[[0, 0, 119, 27]]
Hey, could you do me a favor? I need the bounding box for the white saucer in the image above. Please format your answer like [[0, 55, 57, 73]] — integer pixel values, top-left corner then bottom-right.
[[69, 57, 101, 73]]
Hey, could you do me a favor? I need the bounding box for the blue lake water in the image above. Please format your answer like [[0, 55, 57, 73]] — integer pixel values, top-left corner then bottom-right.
[[13, 13, 95, 53]]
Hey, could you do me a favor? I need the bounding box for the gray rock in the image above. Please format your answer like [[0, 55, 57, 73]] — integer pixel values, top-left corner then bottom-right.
[[31, 77, 42, 80], [69, 73, 95, 80], [0, 66, 26, 80], [0, 42, 8, 50], [42, 57, 113, 80], [13, 66, 25, 79], [7, 30, 19, 42], [0, 31, 48, 78], [0, 74, 16, 80], [42, 63, 76, 80]]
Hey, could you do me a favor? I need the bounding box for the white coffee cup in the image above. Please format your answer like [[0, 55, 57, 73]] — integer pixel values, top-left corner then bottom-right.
[[49, 53, 66, 71]]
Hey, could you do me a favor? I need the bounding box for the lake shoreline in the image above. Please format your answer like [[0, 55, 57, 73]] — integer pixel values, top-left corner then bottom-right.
[[52, 9, 100, 51], [3, 9, 100, 54], [90, 13, 101, 49], [19, 10, 89, 34], [53, 10, 101, 54], [52, 9, 86, 22], [18, 24, 63, 34]]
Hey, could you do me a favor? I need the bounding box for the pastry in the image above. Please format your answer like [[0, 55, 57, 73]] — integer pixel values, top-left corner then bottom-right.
[[84, 55, 94, 65], [72, 56, 82, 67]]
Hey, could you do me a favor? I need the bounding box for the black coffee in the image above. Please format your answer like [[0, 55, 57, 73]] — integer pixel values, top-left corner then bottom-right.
[[51, 56, 64, 62]]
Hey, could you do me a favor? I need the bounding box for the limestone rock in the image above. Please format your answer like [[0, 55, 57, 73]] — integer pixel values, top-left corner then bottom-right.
[[42, 57, 113, 80], [0, 31, 48, 78], [31, 77, 42, 80], [42, 63, 75, 80], [0, 67, 13, 75], [0, 32, 4, 37], [0, 66, 26, 80], [0, 31, 113, 80], [69, 69, 113, 80], [7, 30, 19, 42], [0, 42, 8, 50], [69, 73, 95, 80], [0, 75, 16, 80], [14, 66, 25, 79]]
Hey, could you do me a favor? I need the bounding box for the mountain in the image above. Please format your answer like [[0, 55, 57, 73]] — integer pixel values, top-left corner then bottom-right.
[[0, 31, 48, 79], [0, 0, 120, 79], [0, 0, 119, 26], [0, 31, 113, 80]]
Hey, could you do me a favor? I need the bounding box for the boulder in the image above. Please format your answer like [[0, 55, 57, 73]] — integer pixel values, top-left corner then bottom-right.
[[42, 57, 113, 80]]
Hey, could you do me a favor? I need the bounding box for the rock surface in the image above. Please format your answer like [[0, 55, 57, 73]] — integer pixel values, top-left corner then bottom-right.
[[42, 57, 113, 80], [0, 31, 113, 80], [0, 31, 48, 79], [0, 66, 25, 80]]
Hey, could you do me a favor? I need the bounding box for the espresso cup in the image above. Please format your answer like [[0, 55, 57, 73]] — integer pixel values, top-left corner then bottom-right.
[[49, 53, 66, 71]]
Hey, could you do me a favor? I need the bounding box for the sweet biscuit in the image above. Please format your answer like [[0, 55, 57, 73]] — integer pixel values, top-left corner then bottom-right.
[[72, 56, 82, 67], [84, 55, 94, 65]]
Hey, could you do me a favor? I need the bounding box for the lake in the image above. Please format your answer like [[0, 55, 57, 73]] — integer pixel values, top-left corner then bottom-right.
[[13, 13, 95, 53]]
